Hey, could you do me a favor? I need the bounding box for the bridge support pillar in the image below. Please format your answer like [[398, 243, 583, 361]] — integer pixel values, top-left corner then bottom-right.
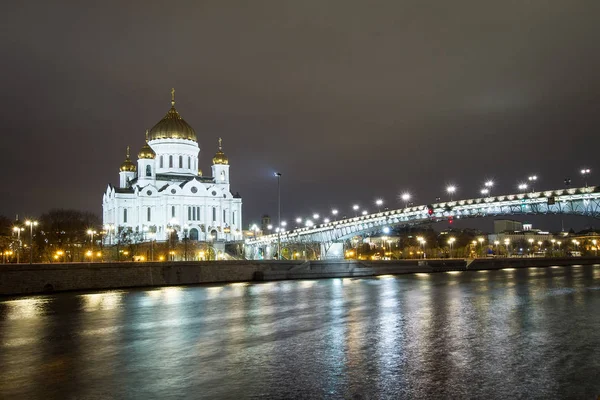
[[321, 242, 344, 260]]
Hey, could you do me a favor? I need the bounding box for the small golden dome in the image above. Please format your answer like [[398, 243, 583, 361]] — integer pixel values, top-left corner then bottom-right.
[[147, 88, 197, 142], [198, 168, 203, 177], [120, 146, 137, 172], [212, 137, 229, 165], [138, 130, 156, 159]]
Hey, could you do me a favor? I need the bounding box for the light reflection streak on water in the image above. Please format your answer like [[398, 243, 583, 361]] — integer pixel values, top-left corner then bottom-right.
[[80, 291, 123, 311], [2, 297, 49, 320]]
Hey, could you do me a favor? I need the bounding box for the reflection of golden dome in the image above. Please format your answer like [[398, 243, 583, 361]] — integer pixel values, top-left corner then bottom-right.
[[120, 146, 136, 172], [212, 137, 229, 165], [138, 130, 156, 159], [147, 88, 197, 142], [198, 169, 203, 177]]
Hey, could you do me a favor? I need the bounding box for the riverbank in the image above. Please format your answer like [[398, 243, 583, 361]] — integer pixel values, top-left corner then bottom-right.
[[1, 257, 598, 296]]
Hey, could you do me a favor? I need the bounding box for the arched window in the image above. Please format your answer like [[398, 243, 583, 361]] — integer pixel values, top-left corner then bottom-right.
[[188, 157, 191, 169], [171, 206, 176, 218], [146, 165, 152, 176], [169, 156, 173, 168], [179, 156, 183, 168], [123, 209, 128, 223], [220, 171, 225, 181], [212, 207, 216, 221], [160, 156, 163, 168], [147, 207, 151, 221]]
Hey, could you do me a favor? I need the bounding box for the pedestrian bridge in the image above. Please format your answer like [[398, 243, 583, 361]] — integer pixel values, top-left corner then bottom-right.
[[245, 185, 599, 259]]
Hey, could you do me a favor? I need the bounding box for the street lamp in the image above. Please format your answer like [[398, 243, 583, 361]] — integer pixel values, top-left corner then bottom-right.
[[592, 239, 598, 256], [477, 237, 485, 257], [313, 213, 320, 220], [481, 188, 489, 196], [305, 219, 314, 227], [323, 218, 330, 223], [275, 172, 282, 260], [417, 237, 426, 259], [518, 183, 528, 191], [25, 220, 38, 264], [183, 224, 190, 261], [504, 238, 511, 257], [528, 238, 534, 255], [375, 199, 383, 212], [352, 204, 359, 217], [448, 237, 456, 258], [361, 210, 368, 216], [401, 193, 411, 209], [87, 229, 97, 262], [12, 226, 24, 264], [331, 209, 338, 220], [581, 168, 591, 187], [446, 185, 456, 201], [528, 175, 537, 192]]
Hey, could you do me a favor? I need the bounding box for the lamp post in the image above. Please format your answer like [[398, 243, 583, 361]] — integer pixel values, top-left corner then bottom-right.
[[528, 238, 534, 256], [448, 237, 456, 258], [275, 172, 282, 260], [504, 238, 511, 257], [518, 183, 528, 192], [375, 199, 383, 212], [477, 237, 485, 257], [528, 175, 537, 192], [87, 229, 96, 262], [25, 220, 38, 264], [580, 168, 591, 187], [401, 193, 411, 209], [484, 180, 494, 196], [592, 239, 598, 256], [331, 209, 338, 220], [183, 224, 189, 261], [446, 185, 456, 201], [352, 204, 359, 217], [417, 236, 426, 259], [148, 232, 155, 261], [12, 226, 24, 264]]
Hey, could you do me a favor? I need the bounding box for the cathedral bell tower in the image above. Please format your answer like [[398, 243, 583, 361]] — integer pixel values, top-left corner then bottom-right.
[[211, 138, 230, 185], [119, 146, 136, 188], [137, 130, 156, 184]]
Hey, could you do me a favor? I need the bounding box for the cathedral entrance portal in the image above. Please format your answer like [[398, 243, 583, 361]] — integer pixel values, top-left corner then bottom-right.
[[210, 230, 218, 241], [189, 228, 199, 241]]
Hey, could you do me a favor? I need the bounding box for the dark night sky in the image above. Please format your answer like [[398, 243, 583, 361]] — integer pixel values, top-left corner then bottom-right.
[[2, 1, 599, 231]]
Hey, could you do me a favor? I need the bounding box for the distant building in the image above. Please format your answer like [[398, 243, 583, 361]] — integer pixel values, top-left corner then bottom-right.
[[488, 221, 555, 248], [494, 219, 523, 233], [102, 90, 243, 242]]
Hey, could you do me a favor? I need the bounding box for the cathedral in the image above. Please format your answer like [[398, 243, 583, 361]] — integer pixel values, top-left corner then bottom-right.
[[102, 90, 243, 242]]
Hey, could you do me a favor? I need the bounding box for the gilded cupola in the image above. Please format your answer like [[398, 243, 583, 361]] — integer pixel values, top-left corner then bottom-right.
[[119, 146, 137, 172], [212, 137, 229, 165], [147, 88, 197, 142], [138, 130, 156, 159]]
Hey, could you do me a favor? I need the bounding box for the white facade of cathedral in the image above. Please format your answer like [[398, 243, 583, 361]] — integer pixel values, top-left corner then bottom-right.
[[102, 91, 243, 242]]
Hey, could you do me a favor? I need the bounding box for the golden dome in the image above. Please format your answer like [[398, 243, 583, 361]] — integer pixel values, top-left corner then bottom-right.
[[147, 88, 197, 142], [138, 130, 156, 159], [120, 146, 136, 172], [212, 137, 229, 165]]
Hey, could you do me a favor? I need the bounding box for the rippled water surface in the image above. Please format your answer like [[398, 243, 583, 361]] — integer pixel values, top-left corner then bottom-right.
[[1, 265, 600, 399]]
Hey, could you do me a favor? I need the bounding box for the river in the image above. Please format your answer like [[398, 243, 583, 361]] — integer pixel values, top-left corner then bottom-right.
[[1, 265, 599, 399]]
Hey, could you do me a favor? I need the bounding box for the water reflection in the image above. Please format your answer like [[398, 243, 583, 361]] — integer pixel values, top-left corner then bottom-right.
[[0, 265, 599, 399]]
